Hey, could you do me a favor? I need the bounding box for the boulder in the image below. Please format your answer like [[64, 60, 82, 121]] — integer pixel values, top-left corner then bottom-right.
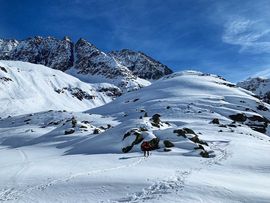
[[163, 140, 174, 148], [64, 128, 75, 135], [149, 138, 160, 150], [173, 129, 187, 137], [200, 150, 210, 158], [210, 118, 220, 124], [151, 114, 161, 124], [93, 128, 101, 134], [229, 113, 247, 122]]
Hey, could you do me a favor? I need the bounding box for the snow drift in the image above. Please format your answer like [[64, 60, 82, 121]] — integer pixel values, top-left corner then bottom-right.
[[0, 60, 119, 117]]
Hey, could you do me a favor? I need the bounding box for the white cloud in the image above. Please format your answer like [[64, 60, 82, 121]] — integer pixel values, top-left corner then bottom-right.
[[222, 17, 270, 54], [253, 67, 270, 78]]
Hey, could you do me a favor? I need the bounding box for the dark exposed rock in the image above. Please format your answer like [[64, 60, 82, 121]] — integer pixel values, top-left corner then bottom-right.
[[183, 128, 196, 135], [163, 140, 174, 148], [0, 66, 7, 73], [1, 36, 170, 92], [1, 36, 73, 71], [149, 138, 160, 150], [248, 115, 268, 123], [229, 113, 247, 122], [194, 144, 205, 150], [228, 124, 237, 128], [97, 86, 122, 98], [71, 117, 77, 128], [237, 77, 270, 104], [108, 49, 173, 80], [93, 128, 101, 134], [0, 77, 12, 82], [210, 118, 220, 124], [173, 129, 187, 137], [64, 128, 75, 135], [54, 87, 95, 101], [200, 150, 210, 158], [257, 104, 268, 111], [151, 114, 161, 124], [122, 128, 144, 153], [122, 146, 133, 153], [139, 127, 148, 131]]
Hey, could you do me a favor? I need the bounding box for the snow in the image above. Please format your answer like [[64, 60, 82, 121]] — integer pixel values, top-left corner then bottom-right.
[[0, 60, 115, 117], [237, 77, 270, 103], [0, 37, 153, 92], [108, 49, 173, 80], [0, 67, 270, 202]]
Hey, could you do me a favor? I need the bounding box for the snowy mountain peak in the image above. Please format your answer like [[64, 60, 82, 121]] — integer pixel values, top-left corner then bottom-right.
[[0, 36, 170, 91], [63, 36, 72, 42], [0, 39, 19, 59], [108, 49, 173, 80], [237, 77, 270, 103]]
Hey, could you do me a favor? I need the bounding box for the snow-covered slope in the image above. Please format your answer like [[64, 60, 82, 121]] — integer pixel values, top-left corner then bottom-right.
[[108, 49, 173, 80], [0, 60, 119, 117], [69, 70, 270, 154], [237, 77, 270, 103], [1, 70, 270, 202]]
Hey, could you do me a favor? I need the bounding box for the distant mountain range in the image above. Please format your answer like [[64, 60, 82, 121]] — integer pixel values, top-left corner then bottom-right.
[[237, 77, 270, 104], [0, 36, 173, 92]]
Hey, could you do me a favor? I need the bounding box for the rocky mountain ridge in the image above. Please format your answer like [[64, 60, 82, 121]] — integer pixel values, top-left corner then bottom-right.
[[0, 36, 173, 91], [237, 77, 270, 103]]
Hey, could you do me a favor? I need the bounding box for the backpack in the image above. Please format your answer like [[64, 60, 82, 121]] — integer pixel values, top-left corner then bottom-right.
[[141, 141, 151, 151]]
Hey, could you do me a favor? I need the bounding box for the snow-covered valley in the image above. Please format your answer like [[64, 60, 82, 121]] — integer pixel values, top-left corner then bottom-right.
[[0, 61, 270, 202]]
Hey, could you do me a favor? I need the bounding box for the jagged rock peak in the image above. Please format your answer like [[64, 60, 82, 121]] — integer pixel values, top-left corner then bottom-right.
[[0, 36, 171, 91], [63, 36, 72, 42], [108, 49, 173, 80], [237, 77, 270, 103]]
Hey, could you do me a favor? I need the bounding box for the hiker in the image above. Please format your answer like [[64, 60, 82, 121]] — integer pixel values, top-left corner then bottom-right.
[[141, 141, 151, 157]]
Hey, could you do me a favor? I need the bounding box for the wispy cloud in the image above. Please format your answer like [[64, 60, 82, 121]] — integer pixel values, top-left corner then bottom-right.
[[251, 65, 270, 78], [222, 17, 270, 54]]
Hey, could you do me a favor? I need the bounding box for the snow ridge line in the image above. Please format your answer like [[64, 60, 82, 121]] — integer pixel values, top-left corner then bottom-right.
[[0, 157, 145, 202]]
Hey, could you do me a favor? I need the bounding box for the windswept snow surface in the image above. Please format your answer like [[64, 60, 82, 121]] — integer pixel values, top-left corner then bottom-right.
[[0, 60, 116, 117], [0, 70, 270, 202]]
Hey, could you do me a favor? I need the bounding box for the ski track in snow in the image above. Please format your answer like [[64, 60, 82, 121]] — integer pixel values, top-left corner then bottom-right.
[[110, 141, 230, 203], [0, 141, 230, 202], [0, 149, 29, 201], [0, 155, 145, 202]]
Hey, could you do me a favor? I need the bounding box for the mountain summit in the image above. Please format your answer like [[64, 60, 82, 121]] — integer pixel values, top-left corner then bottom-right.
[[0, 36, 173, 91], [237, 77, 270, 103]]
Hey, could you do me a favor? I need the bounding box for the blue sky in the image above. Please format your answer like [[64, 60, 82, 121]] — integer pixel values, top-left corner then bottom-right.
[[1, 0, 270, 82]]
